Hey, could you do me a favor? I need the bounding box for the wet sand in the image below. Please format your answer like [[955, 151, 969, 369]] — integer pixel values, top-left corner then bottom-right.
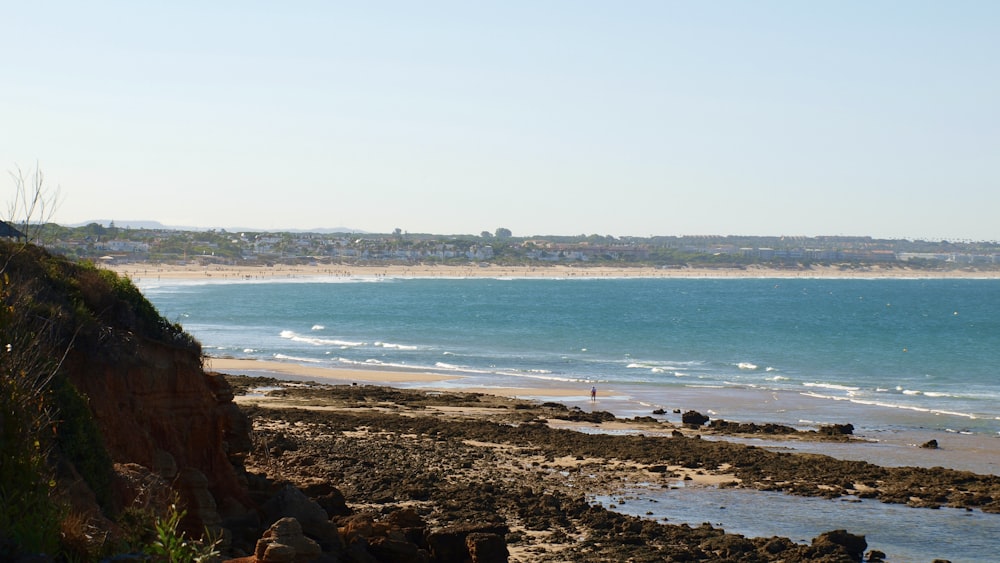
[[211, 357, 1000, 475], [228, 375, 1000, 562]]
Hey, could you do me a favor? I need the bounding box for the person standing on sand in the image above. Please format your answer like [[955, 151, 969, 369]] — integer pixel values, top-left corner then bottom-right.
[[590, 386, 597, 402]]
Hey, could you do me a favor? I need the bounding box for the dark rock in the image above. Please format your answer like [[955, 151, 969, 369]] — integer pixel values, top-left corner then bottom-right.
[[867, 549, 887, 561], [921, 439, 939, 449], [811, 529, 867, 561], [254, 517, 321, 563], [709, 419, 797, 434], [369, 536, 429, 563], [681, 410, 710, 426], [652, 408, 666, 415], [553, 407, 617, 423], [466, 532, 508, 563], [426, 524, 509, 562], [261, 485, 344, 554], [386, 507, 426, 530], [819, 423, 855, 436]]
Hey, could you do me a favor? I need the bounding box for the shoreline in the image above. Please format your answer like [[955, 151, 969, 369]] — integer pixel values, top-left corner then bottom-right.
[[210, 357, 1000, 476], [207, 357, 592, 399], [110, 261, 1000, 281]]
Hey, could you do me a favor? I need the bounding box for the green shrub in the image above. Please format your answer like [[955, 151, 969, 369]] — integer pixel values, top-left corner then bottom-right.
[[145, 504, 221, 563], [0, 272, 62, 556], [52, 378, 113, 509]]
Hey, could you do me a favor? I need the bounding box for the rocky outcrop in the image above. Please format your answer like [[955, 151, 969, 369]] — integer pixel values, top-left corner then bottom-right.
[[254, 518, 322, 563], [682, 409, 710, 426], [0, 243, 256, 540], [64, 345, 253, 531]]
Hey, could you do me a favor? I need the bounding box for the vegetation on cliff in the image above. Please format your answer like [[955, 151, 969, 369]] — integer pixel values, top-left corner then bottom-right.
[[0, 240, 206, 560]]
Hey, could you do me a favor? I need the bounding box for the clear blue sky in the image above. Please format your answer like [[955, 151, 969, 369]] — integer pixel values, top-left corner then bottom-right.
[[3, 1, 998, 240]]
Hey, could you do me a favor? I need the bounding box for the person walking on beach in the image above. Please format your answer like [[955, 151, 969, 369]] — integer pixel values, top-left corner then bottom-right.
[[590, 386, 597, 402]]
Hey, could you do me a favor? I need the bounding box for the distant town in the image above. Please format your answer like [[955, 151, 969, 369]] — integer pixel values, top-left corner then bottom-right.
[[25, 222, 1000, 271]]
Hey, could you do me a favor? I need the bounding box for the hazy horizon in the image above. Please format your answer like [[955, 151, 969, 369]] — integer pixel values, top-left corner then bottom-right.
[[54, 218, 1000, 243], [3, 2, 998, 241]]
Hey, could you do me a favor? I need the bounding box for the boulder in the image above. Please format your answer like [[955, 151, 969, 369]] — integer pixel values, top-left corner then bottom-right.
[[426, 524, 509, 563], [466, 532, 508, 563], [369, 536, 429, 563], [262, 485, 344, 553], [254, 517, 321, 563], [920, 439, 939, 449], [818, 423, 855, 436], [681, 410, 710, 426], [811, 529, 867, 561]]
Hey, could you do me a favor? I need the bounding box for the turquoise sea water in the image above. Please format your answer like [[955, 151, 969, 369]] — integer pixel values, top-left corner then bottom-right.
[[140, 276, 1000, 437], [137, 275, 1000, 562]]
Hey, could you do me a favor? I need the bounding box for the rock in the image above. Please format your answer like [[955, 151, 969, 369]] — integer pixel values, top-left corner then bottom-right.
[[262, 485, 344, 553], [819, 423, 855, 436], [254, 517, 321, 563], [152, 449, 178, 480], [385, 507, 425, 530], [426, 524, 509, 562], [176, 467, 223, 535], [652, 408, 666, 415], [681, 410, 709, 426], [811, 529, 867, 561], [921, 439, 939, 449], [298, 480, 350, 518], [466, 532, 508, 563], [369, 536, 429, 563], [343, 539, 378, 563], [867, 549, 887, 561], [339, 513, 375, 544], [709, 420, 798, 434], [63, 333, 255, 534]]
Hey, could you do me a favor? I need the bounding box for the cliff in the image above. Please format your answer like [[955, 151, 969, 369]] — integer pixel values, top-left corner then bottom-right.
[[0, 242, 253, 544]]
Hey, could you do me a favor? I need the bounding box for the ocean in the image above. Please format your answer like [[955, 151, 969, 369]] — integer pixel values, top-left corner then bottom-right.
[[137, 275, 1000, 562]]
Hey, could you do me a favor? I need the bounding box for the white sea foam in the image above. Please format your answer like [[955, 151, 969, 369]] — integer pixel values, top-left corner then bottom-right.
[[737, 362, 758, 370], [311, 324, 325, 331], [494, 371, 587, 383], [374, 341, 419, 350], [802, 382, 860, 392], [800, 392, 981, 420], [272, 353, 321, 363], [280, 330, 365, 347]]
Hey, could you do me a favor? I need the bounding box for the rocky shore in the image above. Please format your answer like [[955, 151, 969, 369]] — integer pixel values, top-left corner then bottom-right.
[[224, 375, 1000, 562]]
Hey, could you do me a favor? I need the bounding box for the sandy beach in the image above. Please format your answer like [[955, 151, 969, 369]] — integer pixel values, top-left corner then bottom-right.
[[208, 358, 598, 400], [110, 261, 1000, 282]]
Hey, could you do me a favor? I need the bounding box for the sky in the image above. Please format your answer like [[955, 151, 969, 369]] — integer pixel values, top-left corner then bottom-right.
[[2, 2, 998, 240]]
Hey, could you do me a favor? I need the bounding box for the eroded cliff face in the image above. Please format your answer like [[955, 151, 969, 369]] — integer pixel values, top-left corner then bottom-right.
[[1, 241, 253, 534], [65, 339, 253, 528]]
